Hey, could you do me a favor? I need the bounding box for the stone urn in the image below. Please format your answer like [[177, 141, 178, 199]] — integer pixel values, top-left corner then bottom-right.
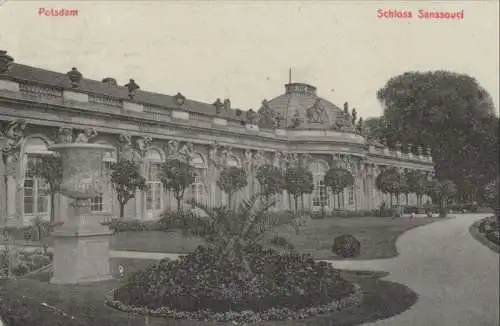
[[48, 142, 115, 284]]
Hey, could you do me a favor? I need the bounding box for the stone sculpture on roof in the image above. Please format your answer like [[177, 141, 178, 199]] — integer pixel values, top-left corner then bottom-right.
[[306, 98, 327, 124]]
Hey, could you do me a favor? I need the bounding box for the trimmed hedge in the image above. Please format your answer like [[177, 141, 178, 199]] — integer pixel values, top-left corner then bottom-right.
[[332, 234, 361, 258]]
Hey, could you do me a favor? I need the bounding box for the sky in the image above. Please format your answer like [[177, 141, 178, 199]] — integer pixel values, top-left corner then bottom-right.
[[0, 1, 498, 118]]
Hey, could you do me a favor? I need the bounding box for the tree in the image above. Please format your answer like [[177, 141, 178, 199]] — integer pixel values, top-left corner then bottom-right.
[[30, 155, 63, 223], [400, 172, 411, 205], [284, 166, 314, 213], [405, 170, 428, 208], [160, 158, 196, 211], [363, 116, 388, 142], [324, 167, 354, 209], [375, 167, 404, 207], [376, 71, 498, 198], [109, 159, 147, 218], [216, 166, 248, 208], [255, 164, 284, 200], [479, 176, 499, 220], [426, 179, 457, 217]]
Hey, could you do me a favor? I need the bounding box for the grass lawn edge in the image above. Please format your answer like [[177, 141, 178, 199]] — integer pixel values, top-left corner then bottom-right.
[[326, 215, 455, 261], [469, 216, 500, 254]]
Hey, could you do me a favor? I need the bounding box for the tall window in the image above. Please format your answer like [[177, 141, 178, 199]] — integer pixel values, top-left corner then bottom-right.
[[145, 149, 163, 216], [90, 150, 116, 212], [310, 160, 329, 209], [23, 138, 51, 217], [190, 154, 206, 206], [348, 186, 355, 206]]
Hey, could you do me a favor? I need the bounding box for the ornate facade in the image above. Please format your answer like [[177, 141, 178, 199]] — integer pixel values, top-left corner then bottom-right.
[[0, 51, 433, 225]]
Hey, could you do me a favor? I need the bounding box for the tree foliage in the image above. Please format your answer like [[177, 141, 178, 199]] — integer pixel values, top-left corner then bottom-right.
[[479, 176, 499, 219], [255, 164, 284, 199], [375, 167, 405, 206], [425, 179, 457, 217], [404, 170, 428, 207], [324, 167, 354, 209], [284, 166, 314, 212], [30, 155, 63, 223], [110, 159, 147, 218], [160, 158, 196, 211], [376, 71, 498, 199], [216, 166, 248, 208]]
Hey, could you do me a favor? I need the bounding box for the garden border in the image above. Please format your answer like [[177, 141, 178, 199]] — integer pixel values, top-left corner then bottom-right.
[[105, 283, 363, 323], [469, 216, 500, 254]]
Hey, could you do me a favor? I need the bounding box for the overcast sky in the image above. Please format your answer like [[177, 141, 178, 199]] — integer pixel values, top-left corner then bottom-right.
[[1, 1, 498, 118]]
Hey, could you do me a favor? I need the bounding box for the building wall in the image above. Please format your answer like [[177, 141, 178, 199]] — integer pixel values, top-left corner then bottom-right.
[[0, 76, 434, 225]]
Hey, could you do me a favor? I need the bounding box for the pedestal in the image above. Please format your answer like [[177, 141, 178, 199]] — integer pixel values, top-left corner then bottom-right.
[[50, 228, 113, 284], [50, 198, 114, 284]]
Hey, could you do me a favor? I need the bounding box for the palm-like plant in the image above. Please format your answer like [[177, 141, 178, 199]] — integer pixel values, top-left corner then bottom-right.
[[177, 194, 293, 278]]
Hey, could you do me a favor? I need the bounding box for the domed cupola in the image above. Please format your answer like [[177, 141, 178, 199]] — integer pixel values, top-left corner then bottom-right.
[[265, 82, 355, 132]]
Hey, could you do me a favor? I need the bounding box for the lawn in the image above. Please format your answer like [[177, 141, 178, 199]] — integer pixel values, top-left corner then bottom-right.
[[0, 258, 417, 326], [110, 216, 447, 260]]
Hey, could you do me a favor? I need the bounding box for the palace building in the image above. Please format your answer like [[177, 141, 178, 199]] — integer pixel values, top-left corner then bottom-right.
[[0, 51, 434, 226]]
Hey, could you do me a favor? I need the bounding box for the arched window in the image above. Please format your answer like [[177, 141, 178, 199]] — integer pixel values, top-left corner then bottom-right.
[[23, 137, 52, 217], [90, 148, 117, 212], [145, 149, 163, 217], [190, 153, 206, 205], [310, 160, 329, 209]]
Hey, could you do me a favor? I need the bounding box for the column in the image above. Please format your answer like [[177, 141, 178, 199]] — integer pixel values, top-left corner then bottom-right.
[[0, 137, 6, 225]]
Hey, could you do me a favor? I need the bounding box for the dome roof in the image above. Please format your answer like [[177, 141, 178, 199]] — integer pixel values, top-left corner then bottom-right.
[[263, 83, 355, 131]]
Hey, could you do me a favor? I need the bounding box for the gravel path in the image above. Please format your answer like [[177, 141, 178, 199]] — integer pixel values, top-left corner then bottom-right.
[[331, 213, 499, 326]]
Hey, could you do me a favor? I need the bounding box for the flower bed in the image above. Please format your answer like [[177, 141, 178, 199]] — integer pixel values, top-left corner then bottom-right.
[[0, 248, 53, 278], [478, 216, 499, 247], [108, 245, 362, 323], [470, 216, 500, 254]]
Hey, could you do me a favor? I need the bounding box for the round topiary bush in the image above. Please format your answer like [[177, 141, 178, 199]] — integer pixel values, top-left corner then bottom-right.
[[110, 245, 361, 322], [332, 234, 361, 258]]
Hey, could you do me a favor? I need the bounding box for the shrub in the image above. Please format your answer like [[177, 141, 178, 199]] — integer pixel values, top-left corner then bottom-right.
[[403, 205, 419, 214], [1, 249, 52, 277], [332, 234, 361, 258], [266, 210, 296, 226], [478, 216, 499, 246], [102, 219, 159, 233], [113, 245, 356, 321], [157, 210, 210, 236]]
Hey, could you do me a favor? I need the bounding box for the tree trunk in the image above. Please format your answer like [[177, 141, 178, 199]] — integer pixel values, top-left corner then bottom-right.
[[228, 193, 232, 210], [337, 193, 341, 209], [50, 193, 56, 223], [119, 202, 125, 219], [176, 197, 182, 211], [405, 194, 409, 205], [301, 194, 304, 212], [294, 195, 299, 213], [390, 194, 393, 207]]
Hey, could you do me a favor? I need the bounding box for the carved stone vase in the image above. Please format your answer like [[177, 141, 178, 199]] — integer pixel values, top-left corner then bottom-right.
[[48, 143, 115, 284]]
